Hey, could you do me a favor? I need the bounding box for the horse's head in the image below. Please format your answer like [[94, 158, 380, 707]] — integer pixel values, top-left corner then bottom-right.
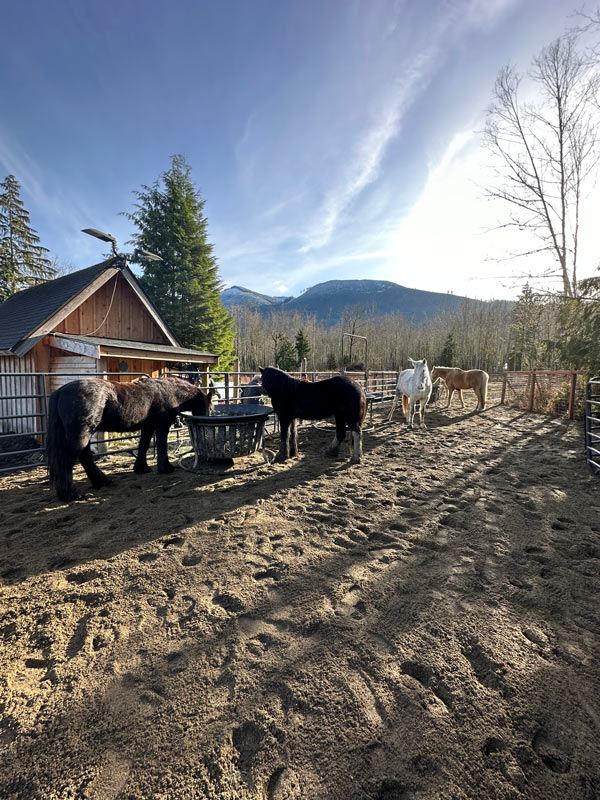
[[408, 357, 429, 391], [185, 386, 214, 416]]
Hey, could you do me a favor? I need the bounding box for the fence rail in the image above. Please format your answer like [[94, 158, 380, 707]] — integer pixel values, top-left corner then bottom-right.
[[585, 377, 600, 475], [0, 366, 585, 475], [0, 369, 403, 475], [501, 370, 586, 419]]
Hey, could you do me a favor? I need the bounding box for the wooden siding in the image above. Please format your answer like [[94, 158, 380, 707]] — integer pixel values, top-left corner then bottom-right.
[[54, 273, 170, 344], [105, 357, 164, 382], [49, 354, 98, 393], [0, 354, 39, 435]]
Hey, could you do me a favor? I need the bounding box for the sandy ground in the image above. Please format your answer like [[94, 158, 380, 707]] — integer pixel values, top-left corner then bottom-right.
[[0, 398, 599, 800]]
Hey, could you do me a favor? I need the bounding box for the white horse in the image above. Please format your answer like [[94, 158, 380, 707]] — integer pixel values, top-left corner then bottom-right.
[[387, 357, 432, 428]]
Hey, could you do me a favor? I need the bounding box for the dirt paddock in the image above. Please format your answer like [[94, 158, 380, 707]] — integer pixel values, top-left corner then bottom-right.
[[0, 400, 599, 800]]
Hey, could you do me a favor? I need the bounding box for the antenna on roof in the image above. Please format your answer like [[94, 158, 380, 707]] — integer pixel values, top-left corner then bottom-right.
[[81, 228, 162, 265]]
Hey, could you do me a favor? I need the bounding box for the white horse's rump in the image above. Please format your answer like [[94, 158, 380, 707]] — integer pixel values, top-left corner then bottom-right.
[[388, 357, 432, 428]]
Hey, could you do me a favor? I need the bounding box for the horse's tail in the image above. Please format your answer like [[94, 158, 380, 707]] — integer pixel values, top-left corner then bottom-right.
[[46, 389, 73, 499], [480, 371, 489, 410], [402, 394, 408, 414]]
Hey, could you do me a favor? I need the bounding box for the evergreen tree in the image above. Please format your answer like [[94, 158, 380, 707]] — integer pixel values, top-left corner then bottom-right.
[[439, 333, 457, 365], [125, 155, 234, 368], [509, 284, 543, 369], [557, 276, 600, 371], [273, 332, 297, 371], [295, 328, 310, 367], [0, 174, 55, 301], [326, 352, 338, 371]]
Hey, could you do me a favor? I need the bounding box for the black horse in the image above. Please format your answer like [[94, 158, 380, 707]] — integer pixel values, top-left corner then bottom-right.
[[241, 376, 263, 404], [259, 367, 366, 464], [46, 376, 215, 501]]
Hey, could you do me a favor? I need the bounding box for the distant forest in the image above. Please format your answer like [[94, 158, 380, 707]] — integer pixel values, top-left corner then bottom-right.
[[229, 285, 599, 375]]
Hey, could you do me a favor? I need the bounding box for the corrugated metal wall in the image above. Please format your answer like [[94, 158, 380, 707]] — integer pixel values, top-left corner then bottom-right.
[[0, 354, 39, 434]]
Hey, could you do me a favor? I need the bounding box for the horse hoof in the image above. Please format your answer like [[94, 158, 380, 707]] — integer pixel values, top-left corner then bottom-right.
[[158, 463, 175, 474], [274, 453, 288, 463], [134, 464, 152, 474], [92, 476, 112, 488], [57, 488, 83, 503]]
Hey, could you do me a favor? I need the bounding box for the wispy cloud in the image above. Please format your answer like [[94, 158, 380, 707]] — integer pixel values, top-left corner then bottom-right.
[[297, 0, 518, 255], [0, 130, 95, 235]]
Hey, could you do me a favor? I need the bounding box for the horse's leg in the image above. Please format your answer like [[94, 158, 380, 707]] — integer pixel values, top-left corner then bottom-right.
[[445, 388, 454, 409], [134, 423, 154, 474], [348, 421, 362, 464], [79, 443, 111, 488], [419, 399, 427, 429], [289, 419, 299, 457], [275, 416, 290, 462], [388, 392, 398, 422], [458, 389, 465, 408], [325, 416, 345, 457], [405, 397, 412, 428], [155, 420, 175, 473]]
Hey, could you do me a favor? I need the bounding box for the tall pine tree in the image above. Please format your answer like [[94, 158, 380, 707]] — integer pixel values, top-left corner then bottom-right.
[[0, 174, 55, 301], [125, 155, 234, 368]]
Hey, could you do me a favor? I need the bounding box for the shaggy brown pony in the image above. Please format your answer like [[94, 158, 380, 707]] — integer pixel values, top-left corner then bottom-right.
[[46, 376, 214, 501]]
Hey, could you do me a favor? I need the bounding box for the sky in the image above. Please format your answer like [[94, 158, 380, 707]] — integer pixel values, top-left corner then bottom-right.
[[0, 0, 596, 302]]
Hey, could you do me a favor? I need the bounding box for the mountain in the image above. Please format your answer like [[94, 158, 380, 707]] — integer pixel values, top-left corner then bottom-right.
[[222, 279, 479, 323], [220, 285, 292, 309]]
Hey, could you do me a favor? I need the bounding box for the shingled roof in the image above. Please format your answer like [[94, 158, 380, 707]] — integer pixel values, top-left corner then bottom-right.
[[0, 259, 116, 352]]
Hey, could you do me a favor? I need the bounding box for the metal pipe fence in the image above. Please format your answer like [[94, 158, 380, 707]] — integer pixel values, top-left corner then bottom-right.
[[0, 367, 551, 476], [585, 377, 600, 475], [0, 372, 151, 474]]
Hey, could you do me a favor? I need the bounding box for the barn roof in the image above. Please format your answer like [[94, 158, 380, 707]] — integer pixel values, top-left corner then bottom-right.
[[0, 258, 182, 355], [0, 260, 114, 352]]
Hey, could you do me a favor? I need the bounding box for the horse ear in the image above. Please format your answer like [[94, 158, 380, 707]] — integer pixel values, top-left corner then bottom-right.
[[258, 367, 264, 374], [408, 357, 415, 365], [423, 359, 427, 366]]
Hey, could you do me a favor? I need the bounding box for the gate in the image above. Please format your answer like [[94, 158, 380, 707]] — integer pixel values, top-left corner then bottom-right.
[[585, 377, 600, 475]]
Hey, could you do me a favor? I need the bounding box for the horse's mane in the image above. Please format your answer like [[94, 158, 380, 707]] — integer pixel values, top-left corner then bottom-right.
[[261, 367, 300, 394]]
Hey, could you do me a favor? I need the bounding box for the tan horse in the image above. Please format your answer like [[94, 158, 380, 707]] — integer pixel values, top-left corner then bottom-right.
[[430, 366, 489, 411]]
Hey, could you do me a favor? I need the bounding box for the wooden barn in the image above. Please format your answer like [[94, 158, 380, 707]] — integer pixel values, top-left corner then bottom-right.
[[0, 257, 219, 436]]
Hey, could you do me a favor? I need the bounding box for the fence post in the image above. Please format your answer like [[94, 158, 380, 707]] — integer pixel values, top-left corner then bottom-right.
[[568, 371, 577, 420], [36, 373, 48, 463], [224, 372, 230, 403], [500, 371, 507, 405], [528, 370, 536, 411]]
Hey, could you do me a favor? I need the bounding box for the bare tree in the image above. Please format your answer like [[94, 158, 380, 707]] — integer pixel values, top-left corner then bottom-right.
[[484, 35, 599, 297]]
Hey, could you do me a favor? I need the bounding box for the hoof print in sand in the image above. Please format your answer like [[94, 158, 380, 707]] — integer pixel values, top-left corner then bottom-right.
[[532, 728, 571, 774], [232, 720, 265, 782]]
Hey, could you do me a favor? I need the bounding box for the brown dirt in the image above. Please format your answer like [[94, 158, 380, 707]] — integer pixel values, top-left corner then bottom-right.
[[0, 400, 599, 800]]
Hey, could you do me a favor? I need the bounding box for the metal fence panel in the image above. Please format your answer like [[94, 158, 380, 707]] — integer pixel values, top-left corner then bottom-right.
[[585, 377, 600, 475]]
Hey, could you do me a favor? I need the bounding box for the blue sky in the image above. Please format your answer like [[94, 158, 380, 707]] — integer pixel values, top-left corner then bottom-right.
[[0, 0, 591, 301]]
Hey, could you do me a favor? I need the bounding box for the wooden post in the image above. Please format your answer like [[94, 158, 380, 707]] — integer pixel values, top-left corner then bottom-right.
[[500, 371, 507, 405], [231, 359, 240, 402], [198, 364, 209, 389], [224, 372, 230, 403], [568, 371, 577, 420], [528, 370, 536, 411]]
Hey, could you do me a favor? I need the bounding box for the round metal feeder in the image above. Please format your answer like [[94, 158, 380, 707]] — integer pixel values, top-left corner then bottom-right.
[[180, 403, 273, 468]]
